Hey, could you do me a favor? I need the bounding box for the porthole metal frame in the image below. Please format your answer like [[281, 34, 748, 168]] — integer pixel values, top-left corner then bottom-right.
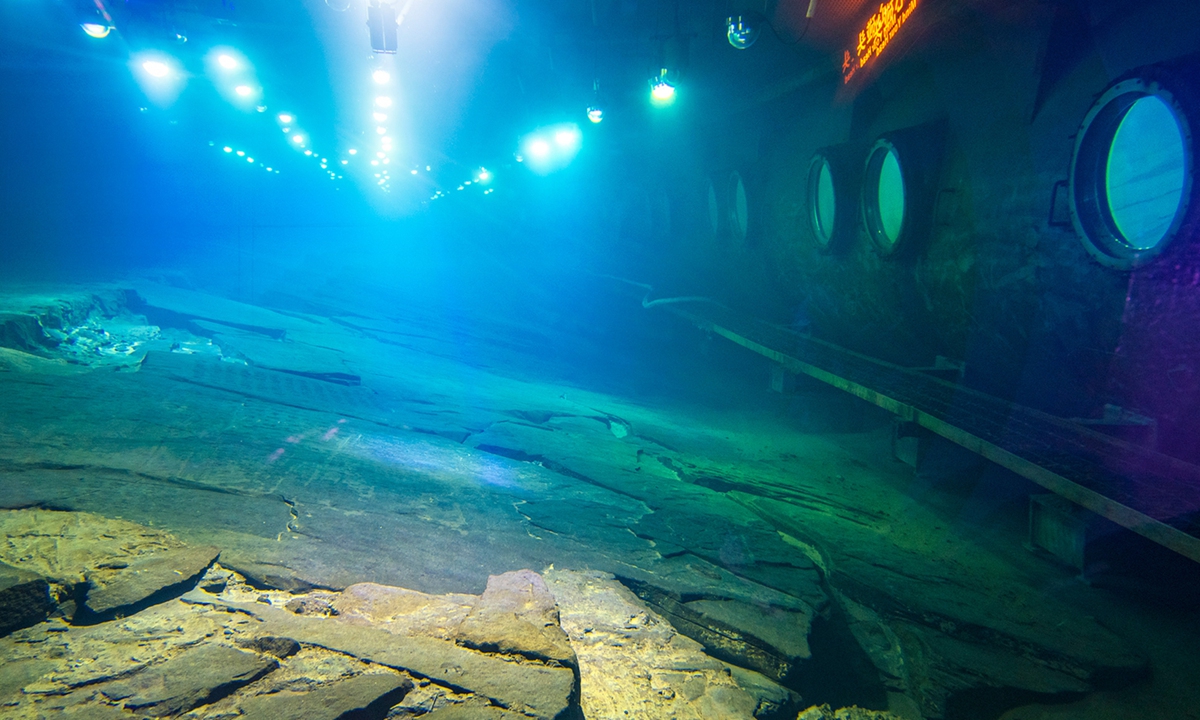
[[1069, 77, 1195, 269], [861, 138, 909, 256]]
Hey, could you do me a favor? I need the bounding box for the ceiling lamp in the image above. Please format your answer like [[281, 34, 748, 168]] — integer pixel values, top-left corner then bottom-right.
[[726, 15, 761, 49], [367, 0, 399, 54], [142, 60, 170, 78], [586, 79, 604, 124], [649, 70, 675, 105], [81, 23, 112, 39]]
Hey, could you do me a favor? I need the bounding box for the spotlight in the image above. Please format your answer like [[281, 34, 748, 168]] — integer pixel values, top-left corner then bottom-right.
[[278, 113, 293, 123], [587, 106, 604, 124], [555, 128, 580, 149], [373, 69, 391, 84], [81, 23, 112, 39], [217, 54, 238, 70], [650, 73, 675, 104], [726, 15, 761, 50], [142, 60, 170, 78], [375, 96, 392, 107]]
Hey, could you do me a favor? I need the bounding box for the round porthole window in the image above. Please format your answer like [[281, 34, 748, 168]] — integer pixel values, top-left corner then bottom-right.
[[1070, 77, 1194, 268], [730, 172, 749, 243], [807, 156, 837, 249], [862, 139, 908, 254], [706, 178, 720, 236]]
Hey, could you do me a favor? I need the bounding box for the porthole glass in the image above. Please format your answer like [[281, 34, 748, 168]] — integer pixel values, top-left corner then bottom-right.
[[1070, 77, 1194, 268], [706, 179, 720, 236], [730, 172, 748, 242], [862, 139, 908, 254], [1105, 96, 1187, 250], [878, 149, 906, 242], [807, 156, 837, 248]]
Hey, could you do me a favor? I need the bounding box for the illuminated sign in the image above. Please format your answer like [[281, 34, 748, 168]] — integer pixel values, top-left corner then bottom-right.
[[843, 0, 918, 84]]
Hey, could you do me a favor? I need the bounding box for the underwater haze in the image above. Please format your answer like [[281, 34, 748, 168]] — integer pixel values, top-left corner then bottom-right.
[[2, 1, 1200, 719]]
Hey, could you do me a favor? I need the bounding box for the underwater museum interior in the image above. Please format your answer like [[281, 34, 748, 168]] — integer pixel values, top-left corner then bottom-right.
[[2, 0, 1200, 718]]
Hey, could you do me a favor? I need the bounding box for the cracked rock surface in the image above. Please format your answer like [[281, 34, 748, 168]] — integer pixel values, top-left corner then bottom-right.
[[0, 281, 1186, 719]]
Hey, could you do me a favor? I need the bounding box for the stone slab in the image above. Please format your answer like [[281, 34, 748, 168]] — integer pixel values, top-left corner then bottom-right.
[[0, 561, 54, 635], [454, 569, 577, 669], [183, 593, 577, 720], [238, 672, 413, 720], [81, 545, 219, 622], [100, 643, 278, 716], [332, 582, 476, 639]]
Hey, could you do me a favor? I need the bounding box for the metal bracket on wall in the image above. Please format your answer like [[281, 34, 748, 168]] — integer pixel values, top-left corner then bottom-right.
[[1048, 179, 1074, 228]]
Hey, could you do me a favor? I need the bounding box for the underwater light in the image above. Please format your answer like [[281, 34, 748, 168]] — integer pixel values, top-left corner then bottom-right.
[[371, 160, 379, 166], [726, 15, 761, 50], [650, 77, 675, 104], [411, 169, 418, 175], [223, 146, 232, 153], [376, 127, 386, 134], [373, 69, 391, 84], [529, 138, 551, 158], [81, 23, 112, 39], [278, 113, 293, 123], [234, 85, 253, 97], [375, 96, 392, 107], [292, 135, 304, 144], [282, 127, 291, 133], [479, 169, 490, 181], [377, 151, 385, 158], [217, 54, 238, 70], [555, 128, 580, 149], [373, 112, 387, 122], [587, 106, 603, 124], [246, 157, 254, 163], [236, 150, 245, 156], [341, 160, 349, 165], [142, 60, 170, 78], [349, 148, 358, 155]]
